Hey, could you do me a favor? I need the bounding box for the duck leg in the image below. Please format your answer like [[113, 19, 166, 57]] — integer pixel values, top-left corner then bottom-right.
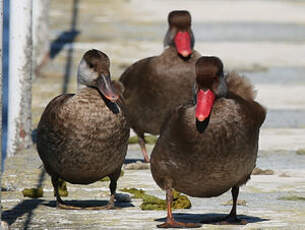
[[105, 168, 121, 209], [218, 186, 247, 225], [52, 172, 120, 210], [137, 133, 150, 163], [83, 169, 121, 210], [157, 188, 201, 228], [52, 176, 82, 210]]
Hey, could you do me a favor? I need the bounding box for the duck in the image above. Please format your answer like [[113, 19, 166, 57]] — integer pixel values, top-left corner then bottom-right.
[[150, 56, 266, 228], [119, 10, 201, 162], [36, 49, 130, 209]]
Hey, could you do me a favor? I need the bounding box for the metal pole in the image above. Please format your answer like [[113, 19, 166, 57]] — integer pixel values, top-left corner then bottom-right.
[[7, 0, 33, 157]]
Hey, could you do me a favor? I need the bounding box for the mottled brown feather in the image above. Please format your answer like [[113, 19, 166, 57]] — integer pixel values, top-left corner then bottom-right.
[[119, 10, 199, 139], [225, 71, 257, 101], [151, 83, 266, 198], [120, 47, 201, 136], [37, 87, 129, 185]]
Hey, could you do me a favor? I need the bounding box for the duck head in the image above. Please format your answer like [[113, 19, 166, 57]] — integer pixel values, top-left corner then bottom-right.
[[77, 49, 119, 102], [193, 56, 227, 132], [164, 10, 194, 58]]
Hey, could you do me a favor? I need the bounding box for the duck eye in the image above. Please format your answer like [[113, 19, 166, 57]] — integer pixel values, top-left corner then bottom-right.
[[88, 63, 94, 68]]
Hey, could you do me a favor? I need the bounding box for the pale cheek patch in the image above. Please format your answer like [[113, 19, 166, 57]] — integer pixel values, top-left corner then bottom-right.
[[77, 59, 98, 86]]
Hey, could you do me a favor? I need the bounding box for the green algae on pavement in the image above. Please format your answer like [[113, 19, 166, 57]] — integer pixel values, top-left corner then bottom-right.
[[171, 190, 192, 210], [100, 170, 125, 182], [296, 148, 305, 155], [22, 187, 44, 198], [141, 194, 167, 210], [278, 195, 305, 201], [57, 178, 69, 197], [120, 187, 146, 199], [128, 135, 158, 145], [120, 188, 191, 210]]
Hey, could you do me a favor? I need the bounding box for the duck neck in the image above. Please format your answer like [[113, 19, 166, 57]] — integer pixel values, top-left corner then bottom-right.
[[216, 74, 228, 98], [163, 28, 175, 48]]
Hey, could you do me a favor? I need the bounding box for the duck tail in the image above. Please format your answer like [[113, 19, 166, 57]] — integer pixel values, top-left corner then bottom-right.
[[225, 71, 257, 101]]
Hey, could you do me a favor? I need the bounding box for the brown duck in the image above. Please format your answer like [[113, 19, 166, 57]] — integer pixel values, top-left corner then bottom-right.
[[36, 49, 130, 209], [150, 56, 266, 228], [119, 10, 201, 162]]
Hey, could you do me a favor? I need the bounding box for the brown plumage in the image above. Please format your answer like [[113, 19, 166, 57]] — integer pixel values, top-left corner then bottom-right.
[[37, 49, 130, 209], [119, 10, 201, 162], [225, 71, 257, 101], [150, 56, 266, 228]]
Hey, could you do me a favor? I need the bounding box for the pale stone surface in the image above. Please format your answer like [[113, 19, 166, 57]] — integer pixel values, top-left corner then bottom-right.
[[260, 129, 305, 151], [2, 147, 305, 229], [2, 0, 305, 229]]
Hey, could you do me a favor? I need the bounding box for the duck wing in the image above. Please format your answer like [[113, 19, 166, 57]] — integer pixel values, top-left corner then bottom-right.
[[37, 94, 74, 132], [119, 57, 155, 99], [225, 72, 257, 101]]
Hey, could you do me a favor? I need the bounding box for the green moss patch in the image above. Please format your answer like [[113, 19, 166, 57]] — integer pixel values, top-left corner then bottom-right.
[[128, 136, 139, 144], [120, 188, 146, 199], [141, 194, 166, 210], [100, 177, 111, 182], [144, 135, 158, 144], [296, 149, 305, 155], [120, 188, 191, 210], [57, 178, 68, 197], [171, 190, 192, 210], [124, 162, 150, 170], [100, 170, 124, 182], [128, 135, 158, 145], [22, 187, 43, 198], [278, 195, 305, 201]]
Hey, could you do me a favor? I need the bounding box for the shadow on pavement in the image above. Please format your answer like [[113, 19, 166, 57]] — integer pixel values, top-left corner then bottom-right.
[[155, 212, 269, 225], [1, 198, 134, 228], [1, 199, 44, 227], [35, 0, 80, 95], [1, 169, 46, 228], [44, 199, 134, 209], [124, 158, 145, 164]]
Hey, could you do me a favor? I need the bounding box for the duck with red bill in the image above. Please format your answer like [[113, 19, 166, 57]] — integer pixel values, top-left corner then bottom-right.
[[119, 10, 200, 163], [150, 56, 266, 228]]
